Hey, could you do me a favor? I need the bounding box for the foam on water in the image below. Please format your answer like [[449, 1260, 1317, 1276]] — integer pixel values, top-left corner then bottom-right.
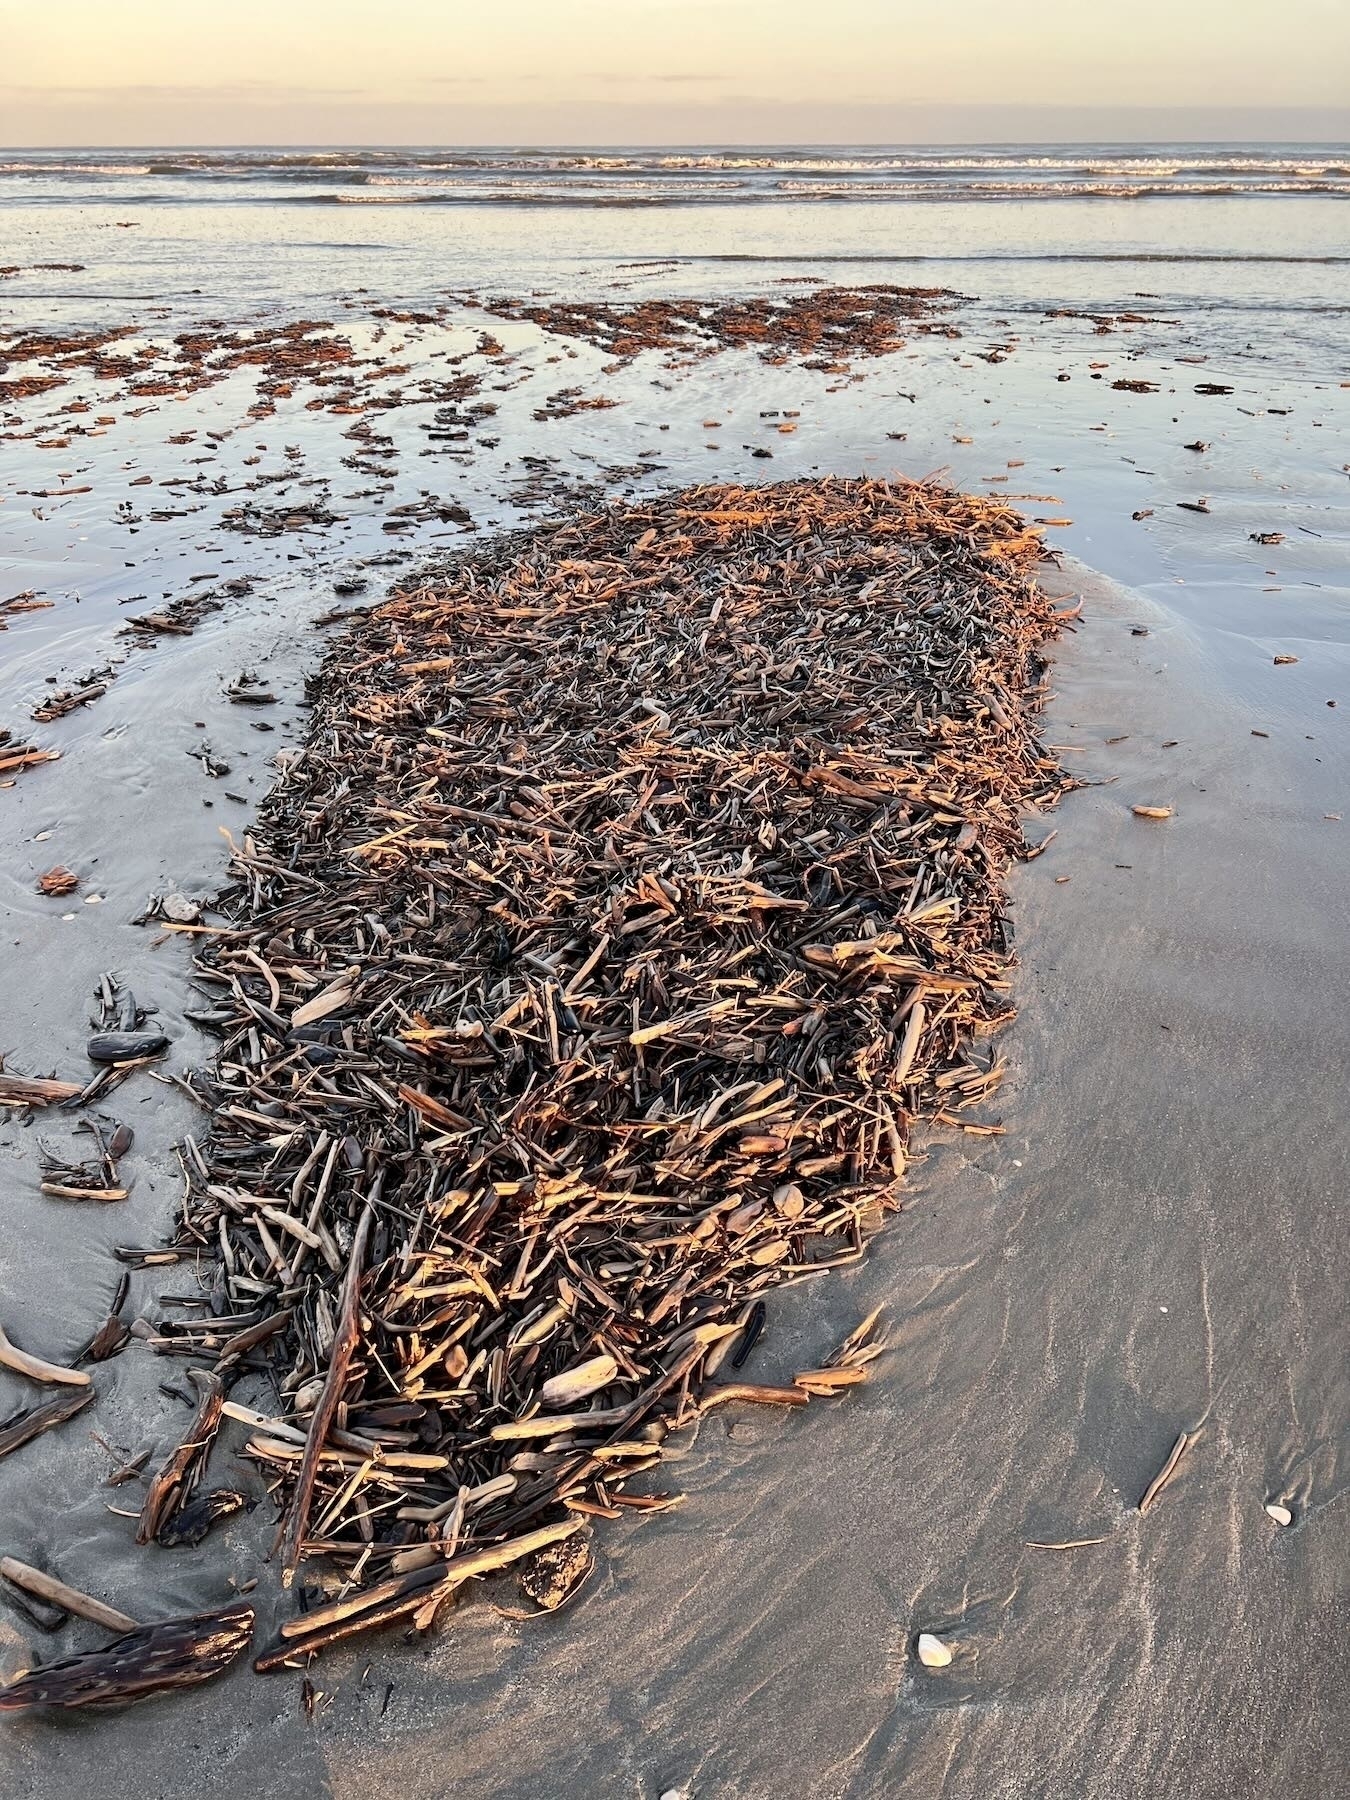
[[2, 143, 1349, 205]]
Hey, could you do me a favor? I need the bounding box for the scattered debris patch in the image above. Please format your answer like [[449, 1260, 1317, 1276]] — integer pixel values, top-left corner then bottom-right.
[[461, 286, 966, 368]]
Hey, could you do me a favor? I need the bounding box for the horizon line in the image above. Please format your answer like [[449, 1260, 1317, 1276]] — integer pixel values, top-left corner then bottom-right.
[[6, 135, 1350, 151]]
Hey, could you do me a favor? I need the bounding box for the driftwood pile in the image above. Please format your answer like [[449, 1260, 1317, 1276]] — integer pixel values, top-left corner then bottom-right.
[[1, 477, 1070, 1704], [150, 475, 1070, 1675]]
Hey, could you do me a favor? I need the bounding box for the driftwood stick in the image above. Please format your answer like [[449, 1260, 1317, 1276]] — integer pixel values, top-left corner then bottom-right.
[[280, 1195, 376, 1586], [0, 1323, 91, 1388], [0, 1556, 138, 1633], [698, 1382, 811, 1412], [0, 1073, 82, 1108], [254, 1583, 437, 1673], [278, 1516, 584, 1642], [277, 1556, 446, 1645], [893, 1000, 927, 1086], [1025, 1535, 1114, 1551]]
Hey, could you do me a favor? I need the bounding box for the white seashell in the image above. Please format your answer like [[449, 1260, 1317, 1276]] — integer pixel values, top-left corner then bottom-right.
[[1264, 1502, 1294, 1526], [540, 1353, 618, 1408], [917, 1632, 952, 1668]]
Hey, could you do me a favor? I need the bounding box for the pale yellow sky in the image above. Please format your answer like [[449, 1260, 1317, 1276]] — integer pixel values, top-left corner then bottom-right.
[[3, 0, 1348, 144]]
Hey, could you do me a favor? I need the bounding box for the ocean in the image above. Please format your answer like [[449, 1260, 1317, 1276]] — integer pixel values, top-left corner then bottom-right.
[[6, 143, 1350, 203]]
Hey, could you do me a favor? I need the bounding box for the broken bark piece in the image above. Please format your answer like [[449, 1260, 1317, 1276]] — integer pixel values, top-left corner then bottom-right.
[[0, 1386, 94, 1458], [136, 1368, 224, 1544], [86, 1031, 171, 1065], [279, 1200, 374, 1585], [155, 1489, 246, 1548], [699, 1382, 811, 1412], [517, 1530, 595, 1612], [81, 1314, 130, 1362], [0, 1601, 254, 1712], [36, 867, 79, 896]]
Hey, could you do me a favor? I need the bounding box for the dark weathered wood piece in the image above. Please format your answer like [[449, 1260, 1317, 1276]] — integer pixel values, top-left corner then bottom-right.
[[0, 1602, 254, 1712], [0, 1387, 94, 1460], [136, 1368, 224, 1544]]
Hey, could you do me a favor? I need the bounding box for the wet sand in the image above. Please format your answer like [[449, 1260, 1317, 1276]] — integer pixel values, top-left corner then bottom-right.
[[1, 280, 1346, 1795]]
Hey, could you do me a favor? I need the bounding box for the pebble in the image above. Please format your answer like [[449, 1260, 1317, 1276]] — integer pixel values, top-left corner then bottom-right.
[[160, 892, 201, 924], [917, 1632, 952, 1668], [1264, 1502, 1294, 1526]]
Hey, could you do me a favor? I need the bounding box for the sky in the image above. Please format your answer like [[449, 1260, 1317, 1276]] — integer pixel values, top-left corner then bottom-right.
[[2, 0, 1348, 146]]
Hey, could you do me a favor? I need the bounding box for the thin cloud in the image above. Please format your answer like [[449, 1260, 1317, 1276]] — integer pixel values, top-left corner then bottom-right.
[[493, 72, 718, 87], [2, 82, 369, 102], [589, 73, 720, 85]]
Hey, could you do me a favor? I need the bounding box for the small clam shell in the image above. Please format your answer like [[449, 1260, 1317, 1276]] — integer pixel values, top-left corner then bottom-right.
[[917, 1632, 952, 1668], [540, 1353, 617, 1408], [1264, 1502, 1294, 1526]]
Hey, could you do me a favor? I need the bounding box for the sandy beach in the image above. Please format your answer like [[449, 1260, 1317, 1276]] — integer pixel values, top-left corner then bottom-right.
[[1, 151, 1346, 1796]]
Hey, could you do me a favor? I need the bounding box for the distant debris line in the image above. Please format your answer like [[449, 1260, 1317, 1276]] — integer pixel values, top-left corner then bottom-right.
[[7, 477, 1073, 1706], [457, 284, 967, 367]]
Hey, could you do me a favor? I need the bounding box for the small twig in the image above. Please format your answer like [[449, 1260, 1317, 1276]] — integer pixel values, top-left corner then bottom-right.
[[1138, 1429, 1195, 1515], [1025, 1535, 1114, 1551]]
